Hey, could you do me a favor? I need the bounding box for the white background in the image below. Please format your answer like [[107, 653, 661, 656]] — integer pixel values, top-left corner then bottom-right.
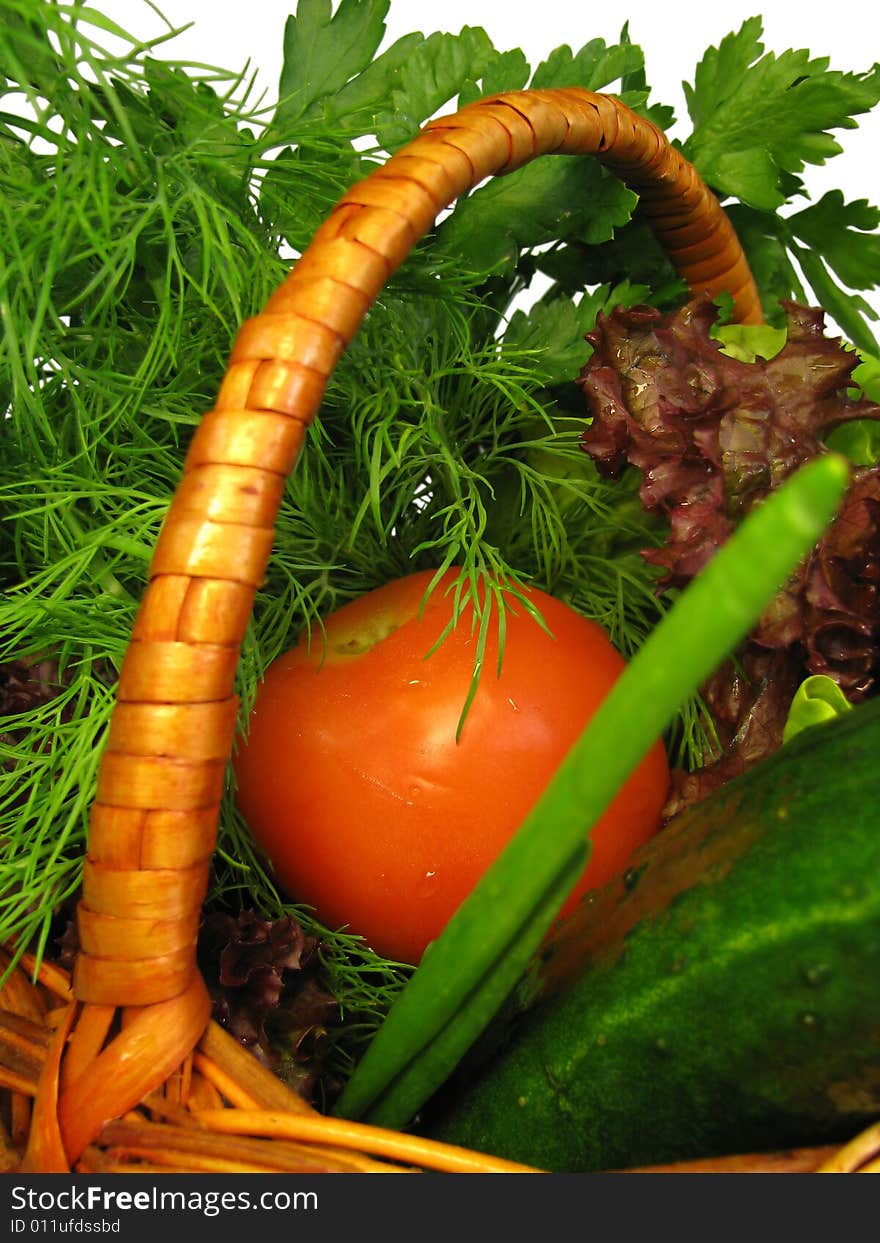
[[106, 0, 880, 321]]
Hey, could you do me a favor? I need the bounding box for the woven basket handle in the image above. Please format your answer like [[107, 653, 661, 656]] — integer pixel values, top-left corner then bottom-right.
[[75, 88, 761, 1009]]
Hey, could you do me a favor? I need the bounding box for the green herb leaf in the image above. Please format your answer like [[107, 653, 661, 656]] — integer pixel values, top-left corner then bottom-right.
[[682, 15, 765, 131], [259, 142, 369, 252], [724, 200, 880, 350], [616, 22, 676, 130], [530, 37, 643, 92], [534, 219, 685, 308], [682, 19, 880, 210], [853, 352, 880, 402], [437, 157, 637, 279], [306, 31, 426, 129], [792, 244, 879, 354], [374, 27, 495, 150], [502, 282, 649, 385], [825, 355, 880, 463], [713, 321, 787, 362], [276, 0, 390, 129], [457, 47, 530, 109], [787, 192, 880, 292], [826, 419, 880, 465]]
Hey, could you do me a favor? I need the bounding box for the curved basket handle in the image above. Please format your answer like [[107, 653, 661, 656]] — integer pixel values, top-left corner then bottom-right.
[[58, 88, 762, 1159]]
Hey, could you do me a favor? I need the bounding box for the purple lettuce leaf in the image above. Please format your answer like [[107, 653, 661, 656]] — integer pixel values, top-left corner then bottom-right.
[[578, 296, 880, 810]]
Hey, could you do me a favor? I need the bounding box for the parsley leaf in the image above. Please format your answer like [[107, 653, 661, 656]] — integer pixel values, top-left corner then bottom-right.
[[276, 0, 390, 129], [724, 200, 879, 352], [457, 47, 530, 109], [535, 219, 686, 310], [530, 37, 643, 92], [788, 192, 880, 292], [436, 157, 637, 279], [683, 15, 765, 130], [682, 18, 880, 211], [502, 282, 650, 385], [313, 32, 426, 128], [791, 245, 879, 354], [374, 27, 495, 149], [617, 23, 676, 131]]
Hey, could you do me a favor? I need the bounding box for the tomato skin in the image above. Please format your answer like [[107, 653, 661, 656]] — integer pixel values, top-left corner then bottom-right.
[[234, 570, 669, 965]]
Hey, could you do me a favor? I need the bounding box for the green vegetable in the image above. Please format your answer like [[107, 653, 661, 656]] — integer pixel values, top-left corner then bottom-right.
[[335, 454, 849, 1129], [426, 693, 880, 1171]]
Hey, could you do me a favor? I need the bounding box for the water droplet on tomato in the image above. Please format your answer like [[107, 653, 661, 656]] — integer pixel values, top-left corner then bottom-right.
[[417, 870, 438, 901]]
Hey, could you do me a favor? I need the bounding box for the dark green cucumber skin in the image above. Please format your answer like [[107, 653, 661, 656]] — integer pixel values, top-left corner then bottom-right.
[[426, 698, 880, 1171]]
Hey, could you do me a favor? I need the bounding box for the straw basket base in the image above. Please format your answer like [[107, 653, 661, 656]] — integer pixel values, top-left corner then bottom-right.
[[2, 949, 878, 1174]]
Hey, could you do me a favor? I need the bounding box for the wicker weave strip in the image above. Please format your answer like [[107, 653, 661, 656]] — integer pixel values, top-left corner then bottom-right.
[[0, 1014, 47, 1094], [368, 154, 469, 206], [87, 806, 217, 870], [196, 1108, 542, 1174], [0, 952, 47, 1024], [151, 514, 276, 585], [59, 1005, 115, 1094], [172, 462, 286, 525], [115, 640, 240, 704], [183, 407, 308, 474], [95, 753, 226, 811], [19, 1004, 77, 1172], [131, 577, 253, 646], [106, 700, 238, 762], [77, 908, 201, 959], [93, 1117, 410, 1174], [197, 1020, 318, 1114], [57, 977, 212, 1163], [73, 950, 197, 1006], [80, 859, 208, 920]]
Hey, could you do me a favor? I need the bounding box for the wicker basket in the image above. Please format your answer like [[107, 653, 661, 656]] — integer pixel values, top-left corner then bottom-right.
[[2, 87, 877, 1175]]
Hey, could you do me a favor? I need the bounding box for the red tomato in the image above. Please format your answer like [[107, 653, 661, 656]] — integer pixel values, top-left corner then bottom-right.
[[234, 569, 669, 964]]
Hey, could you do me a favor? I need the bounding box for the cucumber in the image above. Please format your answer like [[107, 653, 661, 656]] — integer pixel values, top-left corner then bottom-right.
[[425, 697, 880, 1171]]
